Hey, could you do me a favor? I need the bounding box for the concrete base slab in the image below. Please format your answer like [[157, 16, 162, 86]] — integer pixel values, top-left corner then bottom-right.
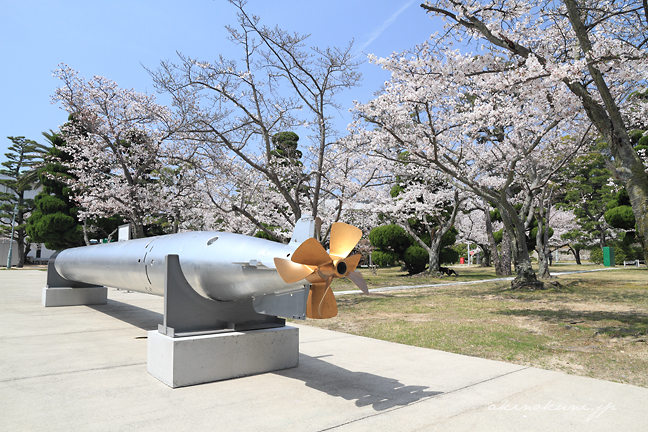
[[5, 271, 648, 431], [147, 326, 299, 388], [42, 286, 108, 307]]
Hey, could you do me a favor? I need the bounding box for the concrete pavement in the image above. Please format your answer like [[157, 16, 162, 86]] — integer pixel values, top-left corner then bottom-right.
[[1, 270, 646, 431]]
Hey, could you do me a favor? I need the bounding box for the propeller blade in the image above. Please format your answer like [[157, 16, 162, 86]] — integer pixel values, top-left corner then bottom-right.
[[288, 222, 368, 319], [291, 238, 332, 266], [306, 280, 338, 319], [305, 272, 326, 284], [342, 254, 362, 273], [274, 258, 314, 283], [346, 270, 369, 295], [329, 222, 363, 259]]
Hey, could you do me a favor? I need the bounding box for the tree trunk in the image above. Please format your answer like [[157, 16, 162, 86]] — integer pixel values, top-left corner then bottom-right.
[[402, 221, 442, 276], [564, 0, 648, 263], [500, 203, 543, 289], [82, 217, 91, 246], [22, 243, 31, 266], [629, 179, 648, 262], [512, 255, 542, 289], [172, 212, 179, 234], [499, 226, 512, 276], [510, 225, 543, 289], [537, 245, 551, 279], [480, 245, 491, 267], [535, 203, 552, 279], [16, 224, 26, 268], [568, 245, 582, 265], [484, 206, 504, 274], [133, 218, 145, 239], [427, 241, 441, 275]]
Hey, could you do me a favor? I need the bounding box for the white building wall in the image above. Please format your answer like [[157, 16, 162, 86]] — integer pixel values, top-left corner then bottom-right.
[[0, 240, 19, 266]]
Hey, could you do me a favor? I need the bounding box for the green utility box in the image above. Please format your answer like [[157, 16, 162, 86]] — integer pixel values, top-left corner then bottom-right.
[[603, 247, 615, 266]]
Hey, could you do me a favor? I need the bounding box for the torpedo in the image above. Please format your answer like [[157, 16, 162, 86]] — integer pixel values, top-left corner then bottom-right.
[[51, 217, 369, 321]]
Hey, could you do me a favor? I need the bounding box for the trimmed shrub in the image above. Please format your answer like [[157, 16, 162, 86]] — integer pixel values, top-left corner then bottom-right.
[[369, 224, 411, 255], [371, 250, 400, 267], [604, 205, 636, 231], [440, 247, 460, 264], [403, 245, 428, 274]]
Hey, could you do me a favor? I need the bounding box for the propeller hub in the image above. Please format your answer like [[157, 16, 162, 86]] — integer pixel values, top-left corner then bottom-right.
[[335, 261, 347, 275], [274, 222, 369, 319]]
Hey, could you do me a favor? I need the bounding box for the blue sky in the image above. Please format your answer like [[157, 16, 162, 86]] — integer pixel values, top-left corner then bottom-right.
[[0, 0, 442, 158]]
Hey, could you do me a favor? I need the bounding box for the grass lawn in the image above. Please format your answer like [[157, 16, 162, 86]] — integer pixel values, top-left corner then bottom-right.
[[304, 264, 648, 388], [330, 263, 510, 291]]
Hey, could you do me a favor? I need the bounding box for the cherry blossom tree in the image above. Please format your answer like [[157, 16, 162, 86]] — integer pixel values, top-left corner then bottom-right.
[[53, 66, 186, 239], [533, 186, 556, 278], [348, 39, 589, 287], [383, 168, 465, 273], [455, 201, 509, 272], [148, 0, 364, 241], [455, 208, 489, 264], [420, 0, 648, 261], [547, 208, 581, 262]]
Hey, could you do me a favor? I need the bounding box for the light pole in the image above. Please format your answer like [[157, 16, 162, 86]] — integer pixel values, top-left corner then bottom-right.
[[6, 204, 18, 269]]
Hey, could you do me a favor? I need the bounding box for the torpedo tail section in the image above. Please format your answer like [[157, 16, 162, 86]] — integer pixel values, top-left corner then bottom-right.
[[274, 221, 370, 319]]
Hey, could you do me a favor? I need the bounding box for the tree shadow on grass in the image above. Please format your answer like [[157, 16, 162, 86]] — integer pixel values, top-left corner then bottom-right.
[[275, 354, 442, 411], [496, 308, 648, 337], [434, 279, 648, 304]]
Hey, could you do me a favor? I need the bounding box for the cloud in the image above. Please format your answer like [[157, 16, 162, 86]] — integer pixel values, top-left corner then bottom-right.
[[355, 0, 415, 55]]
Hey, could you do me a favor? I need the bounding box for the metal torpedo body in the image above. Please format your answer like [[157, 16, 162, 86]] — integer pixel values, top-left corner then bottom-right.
[[51, 217, 369, 324], [55, 230, 303, 301]]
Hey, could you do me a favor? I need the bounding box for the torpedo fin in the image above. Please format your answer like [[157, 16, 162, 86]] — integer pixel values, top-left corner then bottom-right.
[[289, 215, 322, 245]]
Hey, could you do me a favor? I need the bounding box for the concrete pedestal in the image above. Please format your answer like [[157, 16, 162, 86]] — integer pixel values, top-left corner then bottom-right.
[[147, 326, 299, 388], [42, 286, 108, 307]]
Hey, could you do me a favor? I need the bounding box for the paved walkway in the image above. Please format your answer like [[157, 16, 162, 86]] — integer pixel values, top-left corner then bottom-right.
[[1, 270, 646, 431]]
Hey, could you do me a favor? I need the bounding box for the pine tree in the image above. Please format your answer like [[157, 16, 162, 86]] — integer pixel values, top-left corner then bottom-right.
[[26, 132, 84, 251], [0, 136, 49, 266]]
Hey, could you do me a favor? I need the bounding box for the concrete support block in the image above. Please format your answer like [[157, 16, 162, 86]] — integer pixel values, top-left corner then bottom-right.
[[42, 286, 108, 307], [147, 326, 299, 388]]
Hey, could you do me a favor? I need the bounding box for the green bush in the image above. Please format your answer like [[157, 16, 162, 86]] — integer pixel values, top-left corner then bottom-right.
[[632, 246, 645, 261], [630, 129, 645, 143], [403, 245, 428, 274], [371, 250, 400, 267], [369, 224, 411, 255], [614, 248, 627, 265], [604, 205, 636, 230], [440, 247, 459, 264], [589, 248, 603, 264]]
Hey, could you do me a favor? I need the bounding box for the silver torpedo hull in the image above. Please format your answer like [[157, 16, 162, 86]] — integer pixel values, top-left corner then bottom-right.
[[54, 231, 305, 301]]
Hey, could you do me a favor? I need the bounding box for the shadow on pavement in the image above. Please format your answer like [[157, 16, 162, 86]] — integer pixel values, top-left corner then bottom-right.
[[87, 299, 162, 331], [276, 353, 443, 411]]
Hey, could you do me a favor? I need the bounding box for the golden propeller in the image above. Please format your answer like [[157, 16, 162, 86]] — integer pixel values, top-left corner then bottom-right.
[[274, 222, 369, 319]]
